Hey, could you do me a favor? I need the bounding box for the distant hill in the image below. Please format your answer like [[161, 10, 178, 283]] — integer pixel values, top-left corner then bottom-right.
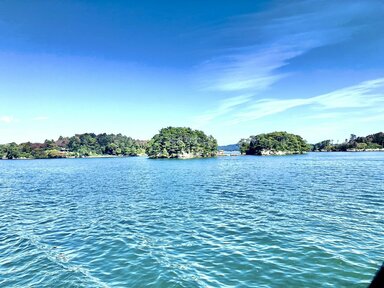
[[218, 144, 239, 151]]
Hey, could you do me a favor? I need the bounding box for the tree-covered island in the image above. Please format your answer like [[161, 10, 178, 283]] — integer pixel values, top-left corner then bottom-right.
[[145, 127, 218, 159], [238, 131, 311, 155], [312, 132, 384, 152], [0, 133, 147, 159]]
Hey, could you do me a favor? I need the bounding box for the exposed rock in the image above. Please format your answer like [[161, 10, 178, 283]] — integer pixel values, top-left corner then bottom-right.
[[346, 148, 384, 152], [149, 150, 216, 159], [258, 149, 304, 156]]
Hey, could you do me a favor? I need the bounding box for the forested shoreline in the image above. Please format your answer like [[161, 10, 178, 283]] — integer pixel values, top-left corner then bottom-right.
[[1, 129, 383, 160], [311, 132, 384, 152], [0, 133, 147, 159]]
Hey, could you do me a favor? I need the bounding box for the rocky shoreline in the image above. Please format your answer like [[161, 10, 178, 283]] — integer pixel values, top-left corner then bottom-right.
[[257, 149, 305, 156], [148, 151, 212, 159], [346, 148, 384, 152]]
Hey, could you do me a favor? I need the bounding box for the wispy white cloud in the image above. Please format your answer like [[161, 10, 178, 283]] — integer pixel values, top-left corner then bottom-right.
[[194, 0, 380, 125], [199, 47, 297, 92], [229, 98, 312, 124], [313, 78, 384, 109], [229, 78, 384, 124], [304, 112, 346, 120], [193, 94, 252, 126], [197, 1, 361, 94]]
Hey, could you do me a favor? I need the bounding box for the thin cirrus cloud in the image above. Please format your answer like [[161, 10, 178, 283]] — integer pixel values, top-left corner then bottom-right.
[[198, 46, 296, 92], [197, 1, 360, 93], [193, 94, 253, 126], [229, 78, 384, 124], [194, 0, 378, 125]]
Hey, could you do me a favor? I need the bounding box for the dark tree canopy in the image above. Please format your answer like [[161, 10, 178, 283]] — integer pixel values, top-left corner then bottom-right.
[[146, 127, 217, 159], [239, 131, 310, 155], [312, 140, 334, 152]]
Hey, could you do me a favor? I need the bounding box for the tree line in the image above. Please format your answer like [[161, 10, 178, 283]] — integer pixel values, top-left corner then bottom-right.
[[312, 132, 384, 152], [0, 127, 217, 160], [0, 133, 147, 159], [1, 129, 383, 159]]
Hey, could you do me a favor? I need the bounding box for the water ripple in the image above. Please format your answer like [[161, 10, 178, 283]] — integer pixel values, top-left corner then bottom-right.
[[0, 153, 383, 287]]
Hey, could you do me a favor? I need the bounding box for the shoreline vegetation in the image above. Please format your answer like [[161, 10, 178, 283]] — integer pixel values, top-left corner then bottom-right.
[[0, 128, 383, 160], [0, 133, 147, 160], [145, 127, 217, 159], [238, 131, 310, 156], [311, 132, 384, 152]]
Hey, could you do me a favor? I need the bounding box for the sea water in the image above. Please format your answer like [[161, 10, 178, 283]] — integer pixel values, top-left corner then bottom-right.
[[0, 153, 383, 287]]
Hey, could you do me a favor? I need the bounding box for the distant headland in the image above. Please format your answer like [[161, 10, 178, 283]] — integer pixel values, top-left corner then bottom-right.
[[0, 128, 383, 160]]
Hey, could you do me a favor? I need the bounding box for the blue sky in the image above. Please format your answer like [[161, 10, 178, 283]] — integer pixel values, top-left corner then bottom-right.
[[1, 0, 383, 145]]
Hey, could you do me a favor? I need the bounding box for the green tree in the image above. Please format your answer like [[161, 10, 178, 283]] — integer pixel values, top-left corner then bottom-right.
[[5, 143, 21, 159], [146, 127, 217, 158], [240, 131, 310, 155]]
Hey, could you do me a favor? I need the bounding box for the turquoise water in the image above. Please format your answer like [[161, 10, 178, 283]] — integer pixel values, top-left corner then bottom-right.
[[0, 153, 383, 287]]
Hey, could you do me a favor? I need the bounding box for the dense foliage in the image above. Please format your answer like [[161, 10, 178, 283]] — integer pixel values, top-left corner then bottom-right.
[[0, 133, 147, 159], [239, 131, 310, 155], [311, 140, 334, 152], [2, 130, 382, 160], [146, 127, 217, 158], [312, 132, 384, 151]]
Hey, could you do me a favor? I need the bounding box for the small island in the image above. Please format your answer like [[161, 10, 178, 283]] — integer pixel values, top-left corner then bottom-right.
[[238, 131, 311, 156], [145, 127, 218, 159]]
